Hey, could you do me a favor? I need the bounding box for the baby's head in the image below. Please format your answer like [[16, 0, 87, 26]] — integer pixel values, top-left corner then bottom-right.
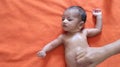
[[62, 6, 87, 32]]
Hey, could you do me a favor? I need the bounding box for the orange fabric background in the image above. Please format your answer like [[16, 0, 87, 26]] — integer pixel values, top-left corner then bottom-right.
[[0, 0, 120, 67]]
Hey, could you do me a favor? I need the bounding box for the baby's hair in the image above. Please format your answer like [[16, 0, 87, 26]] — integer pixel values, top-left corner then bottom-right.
[[67, 6, 87, 23]]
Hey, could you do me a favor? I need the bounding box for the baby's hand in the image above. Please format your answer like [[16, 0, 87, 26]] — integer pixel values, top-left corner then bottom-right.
[[37, 50, 46, 58], [93, 8, 102, 16]]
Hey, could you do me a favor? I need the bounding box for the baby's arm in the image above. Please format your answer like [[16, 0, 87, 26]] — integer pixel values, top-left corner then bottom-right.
[[85, 9, 102, 37], [37, 35, 63, 57]]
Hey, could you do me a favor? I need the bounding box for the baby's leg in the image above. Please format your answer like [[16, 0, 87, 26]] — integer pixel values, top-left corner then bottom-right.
[[76, 39, 120, 67]]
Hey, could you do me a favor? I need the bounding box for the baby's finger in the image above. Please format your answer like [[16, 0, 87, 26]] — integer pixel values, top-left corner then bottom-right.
[[37, 52, 42, 57], [37, 51, 46, 58], [94, 9, 101, 12], [93, 12, 102, 16], [93, 8, 101, 12]]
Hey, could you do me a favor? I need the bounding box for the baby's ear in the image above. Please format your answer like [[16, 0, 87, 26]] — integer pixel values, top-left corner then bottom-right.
[[79, 21, 85, 26], [78, 21, 85, 29]]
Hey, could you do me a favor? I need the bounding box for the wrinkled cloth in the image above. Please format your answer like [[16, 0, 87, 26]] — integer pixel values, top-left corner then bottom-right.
[[0, 0, 120, 67]]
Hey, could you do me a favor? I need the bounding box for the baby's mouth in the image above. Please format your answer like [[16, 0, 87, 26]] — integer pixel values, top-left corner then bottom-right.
[[63, 24, 67, 27]]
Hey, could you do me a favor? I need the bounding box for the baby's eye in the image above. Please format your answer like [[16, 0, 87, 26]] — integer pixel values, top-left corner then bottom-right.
[[68, 19, 73, 21], [62, 18, 65, 21]]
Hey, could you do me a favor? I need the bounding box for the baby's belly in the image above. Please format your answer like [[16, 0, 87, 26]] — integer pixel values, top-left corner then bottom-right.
[[65, 47, 83, 67]]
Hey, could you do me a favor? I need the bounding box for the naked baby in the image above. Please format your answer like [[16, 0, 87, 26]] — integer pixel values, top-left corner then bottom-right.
[[37, 6, 120, 67]]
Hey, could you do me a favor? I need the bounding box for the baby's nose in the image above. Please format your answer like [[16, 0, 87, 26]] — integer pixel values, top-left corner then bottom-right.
[[63, 19, 68, 24]]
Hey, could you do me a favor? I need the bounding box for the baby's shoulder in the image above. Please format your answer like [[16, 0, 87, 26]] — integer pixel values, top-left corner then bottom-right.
[[57, 34, 67, 40], [81, 29, 88, 35]]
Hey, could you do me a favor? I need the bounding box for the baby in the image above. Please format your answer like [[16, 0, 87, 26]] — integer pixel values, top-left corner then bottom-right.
[[37, 6, 120, 67]]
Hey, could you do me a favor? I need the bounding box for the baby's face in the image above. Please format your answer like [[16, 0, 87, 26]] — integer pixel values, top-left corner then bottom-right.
[[62, 9, 82, 32]]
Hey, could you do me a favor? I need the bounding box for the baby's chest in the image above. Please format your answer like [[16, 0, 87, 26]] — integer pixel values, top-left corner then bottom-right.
[[63, 34, 86, 44]]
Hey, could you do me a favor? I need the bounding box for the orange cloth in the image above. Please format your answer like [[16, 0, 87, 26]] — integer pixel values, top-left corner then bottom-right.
[[0, 0, 120, 67]]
